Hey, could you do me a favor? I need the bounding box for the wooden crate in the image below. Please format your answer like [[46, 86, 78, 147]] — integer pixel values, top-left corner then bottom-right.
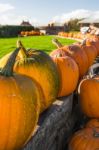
[[23, 94, 77, 150]]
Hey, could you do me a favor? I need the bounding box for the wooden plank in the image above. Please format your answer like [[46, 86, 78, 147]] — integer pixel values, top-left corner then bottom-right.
[[22, 94, 74, 150]]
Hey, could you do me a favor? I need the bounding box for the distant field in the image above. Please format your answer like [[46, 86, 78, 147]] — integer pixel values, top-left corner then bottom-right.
[[0, 35, 76, 58]]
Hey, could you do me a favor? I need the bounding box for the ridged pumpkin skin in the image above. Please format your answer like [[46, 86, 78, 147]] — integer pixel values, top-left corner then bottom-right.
[[0, 75, 40, 150], [78, 75, 99, 118], [69, 128, 99, 150], [52, 56, 79, 97], [86, 119, 99, 128], [14, 49, 60, 112], [0, 48, 40, 150]]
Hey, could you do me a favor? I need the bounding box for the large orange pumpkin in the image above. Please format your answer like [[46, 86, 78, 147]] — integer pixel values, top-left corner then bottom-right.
[[15, 41, 60, 112], [0, 47, 41, 150], [0, 41, 60, 112], [52, 39, 88, 78], [86, 119, 99, 128], [69, 128, 99, 150], [78, 75, 99, 118], [52, 55, 79, 97]]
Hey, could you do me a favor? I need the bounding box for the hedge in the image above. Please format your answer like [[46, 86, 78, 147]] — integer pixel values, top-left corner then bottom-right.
[[0, 25, 34, 37]]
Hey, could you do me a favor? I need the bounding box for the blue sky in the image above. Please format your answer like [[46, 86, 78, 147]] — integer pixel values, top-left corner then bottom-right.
[[0, 0, 99, 25]]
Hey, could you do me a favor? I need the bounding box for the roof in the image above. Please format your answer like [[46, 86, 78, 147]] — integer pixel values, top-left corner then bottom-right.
[[79, 18, 99, 24], [49, 22, 64, 26], [20, 21, 32, 26]]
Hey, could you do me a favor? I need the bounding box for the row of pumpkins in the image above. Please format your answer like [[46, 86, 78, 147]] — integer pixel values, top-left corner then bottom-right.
[[0, 33, 99, 149], [58, 31, 96, 40], [20, 30, 41, 36], [57, 33, 99, 149]]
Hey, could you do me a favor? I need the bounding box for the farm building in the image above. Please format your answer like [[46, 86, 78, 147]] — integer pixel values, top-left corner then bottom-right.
[[79, 18, 99, 27], [39, 22, 68, 35]]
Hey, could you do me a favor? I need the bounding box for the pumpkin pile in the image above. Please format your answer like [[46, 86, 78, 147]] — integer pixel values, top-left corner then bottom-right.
[[58, 31, 98, 41], [49, 35, 99, 149], [57, 33, 99, 149], [20, 30, 40, 36], [0, 32, 99, 150]]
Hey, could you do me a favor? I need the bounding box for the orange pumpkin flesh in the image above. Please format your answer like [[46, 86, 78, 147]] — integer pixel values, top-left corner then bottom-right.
[[69, 128, 99, 150], [0, 48, 40, 150], [79, 75, 99, 118], [52, 55, 79, 97]]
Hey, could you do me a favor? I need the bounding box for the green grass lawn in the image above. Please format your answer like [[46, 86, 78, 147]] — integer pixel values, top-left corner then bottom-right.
[[0, 35, 76, 58]]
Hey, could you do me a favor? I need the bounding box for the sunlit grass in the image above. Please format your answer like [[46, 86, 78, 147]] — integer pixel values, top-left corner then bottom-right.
[[0, 35, 76, 58]]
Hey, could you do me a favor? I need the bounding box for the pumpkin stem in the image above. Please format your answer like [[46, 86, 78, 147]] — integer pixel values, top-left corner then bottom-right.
[[0, 47, 21, 76], [17, 40, 27, 58], [52, 38, 63, 48]]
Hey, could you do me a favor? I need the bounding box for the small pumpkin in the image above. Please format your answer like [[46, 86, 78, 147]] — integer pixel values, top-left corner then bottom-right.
[[51, 55, 79, 97], [69, 128, 99, 150], [0, 47, 41, 150], [78, 75, 99, 118]]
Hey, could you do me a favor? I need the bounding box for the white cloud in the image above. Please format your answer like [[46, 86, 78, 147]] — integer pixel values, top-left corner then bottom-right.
[[0, 3, 46, 26], [0, 3, 14, 13], [52, 9, 99, 23], [0, 13, 39, 26], [0, 3, 39, 26]]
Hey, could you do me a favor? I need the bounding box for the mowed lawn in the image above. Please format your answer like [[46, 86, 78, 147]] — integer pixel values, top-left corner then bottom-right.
[[0, 35, 76, 58]]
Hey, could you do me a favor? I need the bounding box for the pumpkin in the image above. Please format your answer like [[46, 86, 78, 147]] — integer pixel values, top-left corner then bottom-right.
[[68, 32, 73, 38], [0, 47, 41, 150], [0, 41, 60, 112], [92, 37, 99, 55], [69, 128, 99, 150], [78, 75, 99, 118], [52, 39, 89, 78], [15, 41, 60, 112], [51, 55, 79, 97], [86, 119, 99, 128], [85, 39, 99, 55]]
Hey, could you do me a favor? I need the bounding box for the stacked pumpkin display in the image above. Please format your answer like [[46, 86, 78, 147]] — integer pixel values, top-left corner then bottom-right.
[[0, 32, 99, 150], [49, 36, 99, 149], [20, 30, 40, 36], [61, 37, 99, 149], [58, 31, 97, 41]]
